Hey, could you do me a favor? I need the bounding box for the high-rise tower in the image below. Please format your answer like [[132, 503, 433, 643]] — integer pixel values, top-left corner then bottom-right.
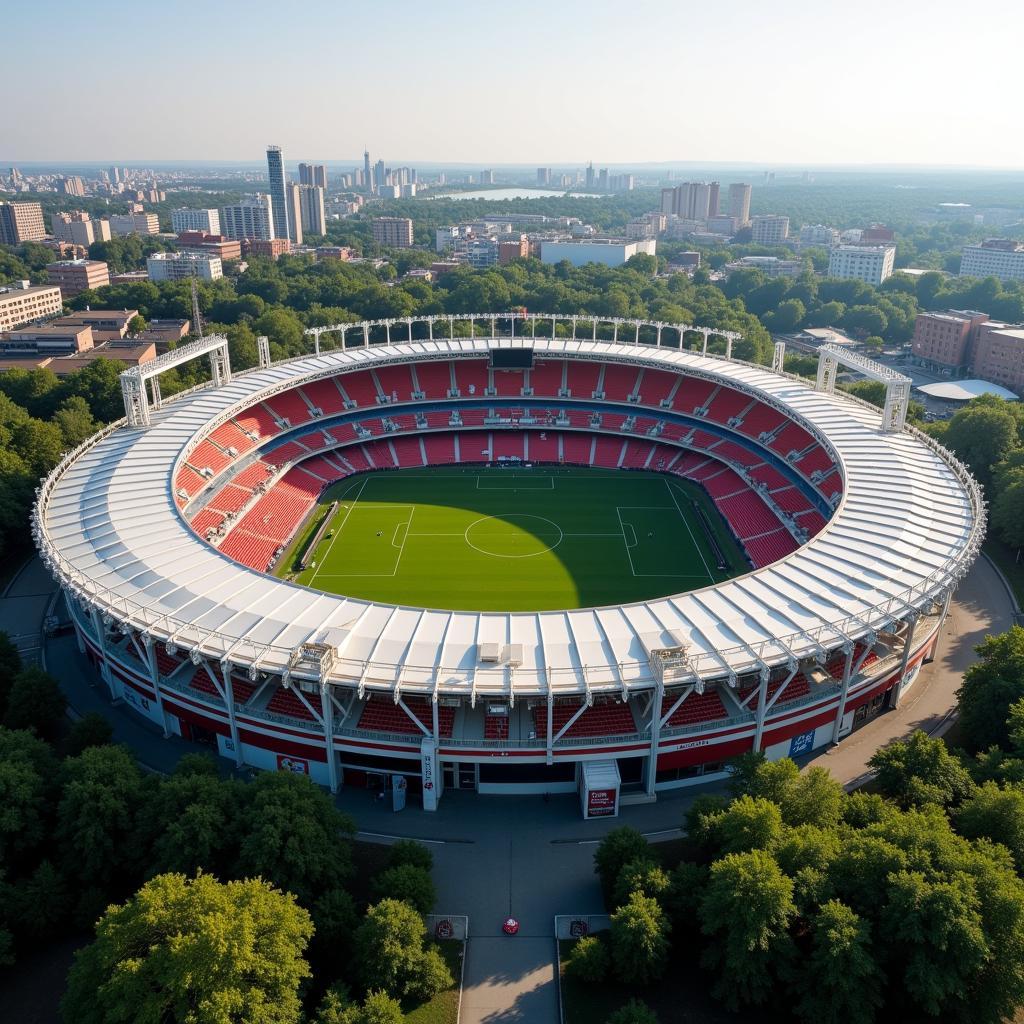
[[266, 145, 290, 242], [363, 149, 372, 193]]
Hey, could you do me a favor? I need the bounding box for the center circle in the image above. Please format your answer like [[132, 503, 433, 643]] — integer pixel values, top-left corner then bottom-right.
[[464, 514, 564, 559]]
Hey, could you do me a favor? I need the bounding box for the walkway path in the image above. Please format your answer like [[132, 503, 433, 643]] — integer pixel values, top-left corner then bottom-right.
[[1, 554, 1014, 1024]]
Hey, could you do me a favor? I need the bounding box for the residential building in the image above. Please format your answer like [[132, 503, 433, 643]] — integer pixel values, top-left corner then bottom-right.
[[436, 226, 460, 251], [498, 237, 529, 264], [972, 321, 1024, 395], [108, 212, 159, 236], [45, 259, 110, 298], [42, 240, 90, 260], [146, 252, 223, 282], [60, 176, 85, 197], [171, 208, 221, 234], [266, 145, 290, 242], [246, 238, 290, 260], [539, 238, 656, 268], [374, 160, 385, 191], [706, 215, 739, 235], [298, 163, 328, 188], [51, 211, 111, 247], [827, 244, 896, 285], [400, 183, 417, 198], [220, 195, 275, 241], [910, 310, 989, 374], [751, 215, 790, 245], [727, 183, 752, 225], [372, 217, 414, 248], [481, 170, 495, 185], [316, 246, 355, 262], [46, 341, 156, 375], [861, 225, 895, 243], [176, 232, 242, 262], [723, 256, 806, 280], [363, 150, 372, 192], [537, 167, 551, 185], [297, 185, 326, 235], [0, 282, 64, 331], [284, 183, 304, 245], [960, 239, 1024, 283], [0, 201, 46, 244], [0, 324, 94, 356], [54, 310, 139, 341], [139, 319, 190, 348], [799, 224, 840, 247], [660, 183, 715, 220]]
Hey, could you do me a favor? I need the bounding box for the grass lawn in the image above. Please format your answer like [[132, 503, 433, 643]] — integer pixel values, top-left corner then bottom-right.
[[277, 465, 747, 611], [404, 940, 463, 1024]]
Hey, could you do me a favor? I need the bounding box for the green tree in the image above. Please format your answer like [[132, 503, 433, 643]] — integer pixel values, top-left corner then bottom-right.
[[958, 627, 1024, 752], [712, 795, 785, 855], [62, 873, 313, 1024], [3, 666, 66, 740], [793, 900, 883, 1024], [956, 781, 1024, 869], [0, 727, 58, 865], [869, 730, 975, 808], [0, 631, 22, 711], [699, 849, 796, 1009], [991, 472, 1024, 548], [611, 857, 671, 909], [234, 771, 355, 904], [609, 891, 670, 985], [56, 744, 149, 892], [564, 934, 610, 984], [942, 400, 1020, 490], [355, 899, 453, 1002], [387, 838, 433, 873], [593, 826, 650, 901], [371, 863, 436, 916], [64, 712, 113, 756], [606, 999, 659, 1024], [53, 396, 98, 448]]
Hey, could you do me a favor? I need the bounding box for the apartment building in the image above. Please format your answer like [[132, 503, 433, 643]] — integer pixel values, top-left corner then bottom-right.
[[220, 195, 275, 241], [52, 211, 112, 247], [171, 208, 221, 235], [146, 252, 223, 282], [750, 215, 790, 245], [0, 201, 46, 244], [972, 321, 1024, 395], [372, 217, 414, 248], [0, 282, 64, 331], [827, 244, 896, 285], [960, 239, 1024, 283], [45, 259, 110, 298], [109, 212, 159, 236], [910, 310, 990, 374]]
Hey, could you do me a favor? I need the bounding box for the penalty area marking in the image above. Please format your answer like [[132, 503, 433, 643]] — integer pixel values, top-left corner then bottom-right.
[[308, 477, 369, 586], [615, 505, 708, 579], [663, 478, 715, 583]]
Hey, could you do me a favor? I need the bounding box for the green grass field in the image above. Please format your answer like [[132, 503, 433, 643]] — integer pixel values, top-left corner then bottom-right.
[[277, 466, 747, 612]]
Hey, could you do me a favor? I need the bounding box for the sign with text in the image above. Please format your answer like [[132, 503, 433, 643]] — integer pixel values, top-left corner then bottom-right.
[[587, 788, 616, 817], [277, 754, 309, 775], [421, 737, 439, 811]]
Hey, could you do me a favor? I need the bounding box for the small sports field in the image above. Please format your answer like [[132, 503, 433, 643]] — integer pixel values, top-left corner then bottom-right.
[[278, 466, 747, 612]]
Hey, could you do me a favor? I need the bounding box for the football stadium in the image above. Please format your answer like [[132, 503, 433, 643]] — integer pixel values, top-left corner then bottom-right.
[[33, 313, 985, 813]]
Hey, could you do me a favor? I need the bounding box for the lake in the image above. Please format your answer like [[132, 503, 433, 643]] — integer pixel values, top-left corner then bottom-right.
[[425, 188, 601, 201]]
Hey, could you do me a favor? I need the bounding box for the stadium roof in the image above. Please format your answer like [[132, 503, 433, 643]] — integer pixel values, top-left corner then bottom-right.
[[917, 380, 1019, 402], [35, 336, 984, 699]]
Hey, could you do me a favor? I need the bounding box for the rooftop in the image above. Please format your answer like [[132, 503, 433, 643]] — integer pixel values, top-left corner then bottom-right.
[[917, 380, 1019, 402]]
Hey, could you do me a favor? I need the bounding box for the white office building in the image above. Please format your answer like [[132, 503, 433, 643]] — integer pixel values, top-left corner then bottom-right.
[[959, 240, 1024, 283], [827, 244, 896, 285], [751, 215, 790, 245], [171, 208, 221, 235], [799, 224, 840, 247], [539, 238, 656, 268], [220, 195, 275, 241], [146, 252, 223, 282]]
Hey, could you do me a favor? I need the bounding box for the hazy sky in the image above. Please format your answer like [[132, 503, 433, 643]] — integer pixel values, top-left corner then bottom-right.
[[6, 0, 1023, 168]]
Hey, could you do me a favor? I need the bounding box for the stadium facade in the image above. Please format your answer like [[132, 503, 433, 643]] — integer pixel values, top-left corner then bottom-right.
[[34, 314, 984, 810]]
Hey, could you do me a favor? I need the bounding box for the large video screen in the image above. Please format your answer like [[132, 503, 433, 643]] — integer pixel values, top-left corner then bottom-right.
[[490, 348, 534, 369]]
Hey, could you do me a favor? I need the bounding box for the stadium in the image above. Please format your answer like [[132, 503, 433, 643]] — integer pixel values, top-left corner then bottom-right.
[[33, 313, 985, 813]]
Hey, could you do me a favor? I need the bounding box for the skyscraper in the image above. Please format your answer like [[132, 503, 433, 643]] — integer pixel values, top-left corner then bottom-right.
[[364, 150, 372, 193], [299, 163, 328, 188], [266, 145, 290, 242], [285, 183, 304, 245], [585, 163, 594, 189], [293, 184, 325, 236], [727, 183, 752, 225], [374, 160, 386, 192]]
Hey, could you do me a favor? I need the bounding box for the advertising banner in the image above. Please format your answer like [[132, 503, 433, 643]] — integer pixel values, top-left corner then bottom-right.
[[392, 775, 408, 812], [276, 754, 309, 775], [421, 738, 439, 811]]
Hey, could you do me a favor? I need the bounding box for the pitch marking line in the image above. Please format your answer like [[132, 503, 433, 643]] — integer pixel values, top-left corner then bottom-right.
[[615, 505, 707, 579], [663, 478, 715, 583], [463, 514, 564, 559], [309, 477, 369, 586]]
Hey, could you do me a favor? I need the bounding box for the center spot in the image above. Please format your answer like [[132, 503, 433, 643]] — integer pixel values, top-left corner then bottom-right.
[[464, 514, 564, 559]]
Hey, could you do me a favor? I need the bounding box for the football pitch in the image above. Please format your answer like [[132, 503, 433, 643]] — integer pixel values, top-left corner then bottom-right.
[[278, 466, 748, 612]]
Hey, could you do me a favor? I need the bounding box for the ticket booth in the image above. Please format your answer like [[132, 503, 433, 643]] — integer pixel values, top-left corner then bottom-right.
[[579, 760, 621, 819]]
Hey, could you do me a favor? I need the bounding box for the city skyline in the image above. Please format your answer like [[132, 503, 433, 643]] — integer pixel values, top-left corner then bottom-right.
[[4, 0, 1023, 168]]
